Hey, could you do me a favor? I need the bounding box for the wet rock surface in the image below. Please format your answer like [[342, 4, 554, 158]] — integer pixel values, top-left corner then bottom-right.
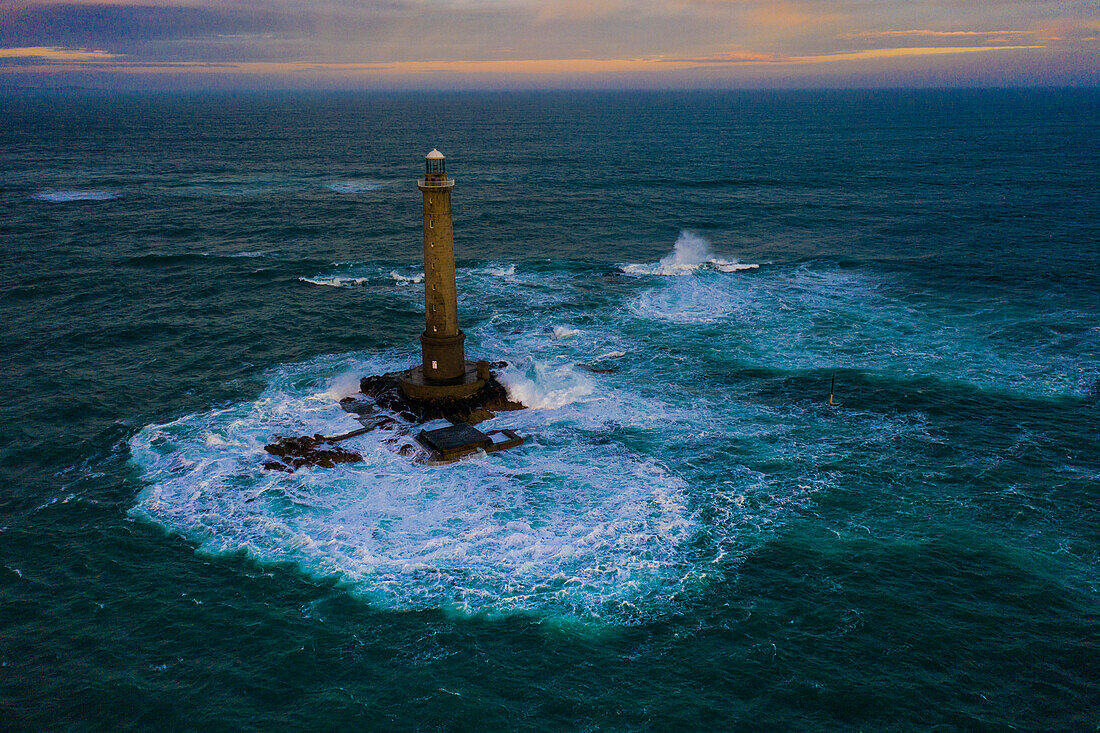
[[359, 363, 524, 423], [263, 434, 364, 472], [263, 364, 526, 470]]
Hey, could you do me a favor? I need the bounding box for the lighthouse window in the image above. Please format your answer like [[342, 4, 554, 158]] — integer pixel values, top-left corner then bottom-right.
[[432, 305, 436, 312], [429, 219, 434, 229], [431, 360, 438, 369]]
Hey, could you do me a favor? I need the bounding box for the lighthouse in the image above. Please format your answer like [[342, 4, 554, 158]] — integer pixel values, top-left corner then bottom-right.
[[399, 149, 487, 402], [265, 149, 525, 469]]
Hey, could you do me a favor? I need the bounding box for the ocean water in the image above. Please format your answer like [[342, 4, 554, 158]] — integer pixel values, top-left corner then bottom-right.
[[1, 90, 1098, 730]]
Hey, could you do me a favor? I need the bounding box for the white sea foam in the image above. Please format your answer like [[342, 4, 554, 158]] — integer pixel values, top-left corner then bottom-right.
[[631, 277, 742, 324], [622, 231, 758, 276], [390, 271, 424, 285], [32, 190, 120, 202], [317, 371, 364, 401], [299, 276, 372, 288], [552, 326, 580, 339], [715, 262, 760, 273], [487, 264, 516, 277], [132, 248, 1082, 627], [129, 351, 698, 623], [497, 359, 596, 410], [300, 265, 425, 290]]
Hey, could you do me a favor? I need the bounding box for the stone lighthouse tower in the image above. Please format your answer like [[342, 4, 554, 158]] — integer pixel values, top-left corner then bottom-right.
[[399, 149, 485, 402]]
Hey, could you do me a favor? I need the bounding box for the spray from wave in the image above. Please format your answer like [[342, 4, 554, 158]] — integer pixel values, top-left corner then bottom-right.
[[551, 326, 580, 340], [622, 231, 758, 276], [496, 358, 595, 410]]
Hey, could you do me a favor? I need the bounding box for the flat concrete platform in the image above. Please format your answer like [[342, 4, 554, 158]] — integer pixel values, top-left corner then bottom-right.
[[399, 362, 485, 402], [418, 422, 492, 451], [416, 423, 526, 464], [417, 423, 493, 461]]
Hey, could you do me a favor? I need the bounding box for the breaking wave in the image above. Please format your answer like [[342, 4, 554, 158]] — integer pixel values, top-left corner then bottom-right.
[[487, 264, 516, 278], [390, 271, 424, 285], [622, 231, 759, 276], [298, 265, 424, 289], [552, 326, 580, 339], [496, 358, 595, 410], [129, 247, 1094, 628], [129, 351, 699, 623], [299, 276, 373, 288]]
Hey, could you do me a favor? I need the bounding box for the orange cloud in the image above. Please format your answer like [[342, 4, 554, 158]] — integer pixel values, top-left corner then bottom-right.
[[2, 43, 1045, 78], [843, 30, 1033, 39], [792, 45, 1043, 63], [664, 45, 1042, 65], [0, 46, 117, 61]]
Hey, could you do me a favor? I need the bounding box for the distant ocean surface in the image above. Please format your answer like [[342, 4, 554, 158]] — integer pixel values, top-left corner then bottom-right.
[[1, 90, 1097, 730]]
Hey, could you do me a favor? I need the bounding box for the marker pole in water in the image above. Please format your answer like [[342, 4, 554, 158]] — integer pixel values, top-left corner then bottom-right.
[[829, 373, 835, 406]]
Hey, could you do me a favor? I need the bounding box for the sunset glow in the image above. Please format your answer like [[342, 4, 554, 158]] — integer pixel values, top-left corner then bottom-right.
[[0, 0, 1095, 87]]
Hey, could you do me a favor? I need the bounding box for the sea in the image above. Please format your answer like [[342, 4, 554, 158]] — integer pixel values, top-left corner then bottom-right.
[[1, 89, 1097, 730]]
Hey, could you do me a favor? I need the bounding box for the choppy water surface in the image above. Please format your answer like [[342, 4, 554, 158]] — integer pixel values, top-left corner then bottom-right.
[[1, 90, 1098, 730]]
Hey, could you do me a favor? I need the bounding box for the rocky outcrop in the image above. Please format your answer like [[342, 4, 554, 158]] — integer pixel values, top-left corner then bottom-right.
[[263, 434, 364, 472], [262, 363, 526, 471], [359, 363, 524, 424]]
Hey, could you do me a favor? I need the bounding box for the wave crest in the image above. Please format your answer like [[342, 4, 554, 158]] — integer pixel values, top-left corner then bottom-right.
[[622, 231, 758, 276], [299, 276, 372, 288]]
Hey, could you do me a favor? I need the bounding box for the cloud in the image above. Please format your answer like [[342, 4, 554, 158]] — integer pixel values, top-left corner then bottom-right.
[[0, 3, 295, 47], [794, 45, 1044, 63], [0, 45, 117, 60], [842, 30, 1034, 39], [0, 0, 1093, 87], [662, 45, 1044, 65], [2, 44, 1045, 77]]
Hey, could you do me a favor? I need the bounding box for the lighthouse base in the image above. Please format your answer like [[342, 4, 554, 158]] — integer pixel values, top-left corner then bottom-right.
[[399, 361, 486, 402]]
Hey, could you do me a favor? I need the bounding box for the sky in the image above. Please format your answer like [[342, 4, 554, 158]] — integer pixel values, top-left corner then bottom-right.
[[0, 0, 1097, 89]]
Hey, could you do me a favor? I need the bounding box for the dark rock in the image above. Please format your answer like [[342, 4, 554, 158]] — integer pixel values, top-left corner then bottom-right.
[[339, 396, 375, 416], [263, 434, 363, 471], [359, 368, 524, 423], [264, 364, 526, 471], [458, 407, 495, 425]]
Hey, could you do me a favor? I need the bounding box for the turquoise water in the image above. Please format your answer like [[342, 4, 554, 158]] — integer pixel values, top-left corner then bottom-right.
[[1, 90, 1097, 729]]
